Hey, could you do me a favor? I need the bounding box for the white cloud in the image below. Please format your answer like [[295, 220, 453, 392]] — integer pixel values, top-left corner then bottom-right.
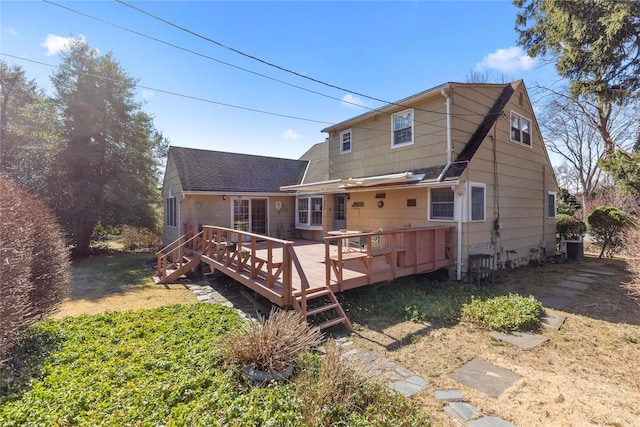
[[475, 46, 537, 73], [141, 90, 155, 100], [41, 34, 86, 56], [6, 27, 17, 36], [281, 128, 300, 140], [341, 93, 369, 109]]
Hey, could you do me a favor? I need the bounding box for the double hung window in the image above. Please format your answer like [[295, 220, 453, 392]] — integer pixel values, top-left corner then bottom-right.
[[391, 109, 414, 147], [511, 112, 532, 146], [430, 188, 454, 220], [297, 196, 323, 228], [340, 129, 352, 153]]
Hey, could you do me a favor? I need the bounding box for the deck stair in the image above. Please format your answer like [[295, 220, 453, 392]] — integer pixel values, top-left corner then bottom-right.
[[153, 254, 201, 284], [293, 287, 353, 332]]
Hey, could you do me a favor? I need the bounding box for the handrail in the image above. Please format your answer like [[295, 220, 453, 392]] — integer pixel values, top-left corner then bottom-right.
[[156, 229, 204, 278]]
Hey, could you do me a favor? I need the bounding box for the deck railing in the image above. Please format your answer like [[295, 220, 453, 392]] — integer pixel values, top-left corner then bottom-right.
[[324, 226, 455, 291], [156, 228, 205, 278]]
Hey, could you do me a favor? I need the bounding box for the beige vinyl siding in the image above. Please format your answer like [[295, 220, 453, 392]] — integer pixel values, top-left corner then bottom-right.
[[162, 156, 183, 247], [461, 83, 557, 271], [329, 94, 448, 179]]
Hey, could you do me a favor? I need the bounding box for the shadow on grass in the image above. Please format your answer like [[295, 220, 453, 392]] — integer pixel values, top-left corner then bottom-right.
[[65, 251, 159, 302], [0, 326, 62, 402]]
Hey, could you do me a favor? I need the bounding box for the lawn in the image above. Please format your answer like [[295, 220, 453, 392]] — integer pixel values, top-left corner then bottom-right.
[[3, 250, 639, 426]]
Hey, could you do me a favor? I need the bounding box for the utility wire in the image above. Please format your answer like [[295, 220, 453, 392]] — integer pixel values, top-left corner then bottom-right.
[[0, 53, 333, 125], [42, 0, 373, 112], [114, 0, 490, 120]]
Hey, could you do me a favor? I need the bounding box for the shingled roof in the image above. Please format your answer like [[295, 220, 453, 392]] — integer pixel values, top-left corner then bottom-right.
[[169, 146, 308, 193]]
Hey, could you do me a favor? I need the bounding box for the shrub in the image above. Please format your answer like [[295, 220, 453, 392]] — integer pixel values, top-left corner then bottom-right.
[[0, 175, 71, 364], [461, 293, 543, 332], [587, 206, 633, 258], [622, 223, 640, 283], [556, 213, 586, 243], [222, 308, 323, 373], [121, 225, 162, 251]]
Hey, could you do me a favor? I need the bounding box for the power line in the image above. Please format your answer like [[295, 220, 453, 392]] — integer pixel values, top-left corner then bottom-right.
[[0, 53, 333, 126], [41, 0, 487, 135], [42, 0, 373, 112]]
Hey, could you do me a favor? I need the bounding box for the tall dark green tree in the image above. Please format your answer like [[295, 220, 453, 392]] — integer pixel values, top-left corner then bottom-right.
[[50, 42, 168, 256], [514, 0, 640, 153], [0, 61, 62, 195]]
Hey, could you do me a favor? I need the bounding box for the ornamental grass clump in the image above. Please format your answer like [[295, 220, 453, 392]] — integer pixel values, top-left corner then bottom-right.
[[222, 308, 323, 373]]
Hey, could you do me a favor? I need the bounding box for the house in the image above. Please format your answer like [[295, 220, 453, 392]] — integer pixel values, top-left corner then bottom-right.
[[161, 146, 313, 246], [280, 80, 558, 280], [162, 80, 558, 282]]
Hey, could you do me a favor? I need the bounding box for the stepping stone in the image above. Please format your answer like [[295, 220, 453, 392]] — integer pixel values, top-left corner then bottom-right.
[[579, 269, 615, 276], [444, 401, 477, 421], [196, 294, 212, 301], [435, 390, 463, 402], [558, 280, 590, 291], [489, 331, 549, 350], [565, 275, 595, 284], [388, 379, 427, 396], [577, 273, 598, 277], [468, 416, 517, 427], [549, 287, 582, 298], [541, 310, 566, 330], [539, 296, 573, 310], [449, 358, 521, 398]]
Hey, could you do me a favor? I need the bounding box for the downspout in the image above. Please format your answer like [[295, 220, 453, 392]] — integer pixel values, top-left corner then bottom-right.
[[437, 87, 453, 182], [437, 87, 462, 280]]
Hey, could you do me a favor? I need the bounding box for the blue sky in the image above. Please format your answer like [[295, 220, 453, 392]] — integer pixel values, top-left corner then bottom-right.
[[2, 1, 560, 160]]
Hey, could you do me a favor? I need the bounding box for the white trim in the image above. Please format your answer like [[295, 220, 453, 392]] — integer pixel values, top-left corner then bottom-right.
[[428, 187, 456, 221], [546, 191, 557, 218], [391, 108, 414, 148], [510, 110, 533, 147], [469, 182, 486, 222], [340, 128, 352, 154]]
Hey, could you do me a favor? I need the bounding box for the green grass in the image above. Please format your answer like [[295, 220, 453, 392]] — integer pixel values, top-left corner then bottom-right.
[[0, 304, 430, 426], [73, 252, 155, 286], [339, 276, 501, 325], [338, 275, 543, 333]]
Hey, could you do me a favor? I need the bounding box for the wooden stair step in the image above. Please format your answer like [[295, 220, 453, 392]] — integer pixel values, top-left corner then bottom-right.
[[305, 302, 339, 317], [294, 288, 332, 299], [318, 316, 347, 330]]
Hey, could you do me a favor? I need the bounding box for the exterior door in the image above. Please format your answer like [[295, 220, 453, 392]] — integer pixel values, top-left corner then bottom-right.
[[233, 198, 267, 237], [333, 195, 347, 230]]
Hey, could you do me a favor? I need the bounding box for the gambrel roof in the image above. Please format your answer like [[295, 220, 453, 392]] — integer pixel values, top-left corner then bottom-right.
[[168, 146, 308, 193]]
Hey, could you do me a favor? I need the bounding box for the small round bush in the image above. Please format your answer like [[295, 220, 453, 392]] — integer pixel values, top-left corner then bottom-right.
[[461, 293, 543, 332], [556, 213, 586, 243], [587, 206, 632, 258]]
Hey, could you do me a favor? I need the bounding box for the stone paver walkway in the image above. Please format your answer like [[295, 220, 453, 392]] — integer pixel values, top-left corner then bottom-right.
[[181, 262, 616, 427]]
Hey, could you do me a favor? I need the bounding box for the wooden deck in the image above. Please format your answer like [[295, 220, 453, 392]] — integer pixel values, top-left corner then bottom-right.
[[155, 225, 455, 331]]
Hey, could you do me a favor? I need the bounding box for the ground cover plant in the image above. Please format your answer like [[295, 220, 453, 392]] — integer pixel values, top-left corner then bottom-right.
[[460, 294, 543, 332], [0, 304, 431, 426]]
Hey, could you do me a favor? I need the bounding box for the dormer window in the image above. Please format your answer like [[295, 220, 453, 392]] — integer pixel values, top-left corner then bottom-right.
[[340, 129, 352, 154], [511, 112, 531, 146], [391, 109, 414, 147]]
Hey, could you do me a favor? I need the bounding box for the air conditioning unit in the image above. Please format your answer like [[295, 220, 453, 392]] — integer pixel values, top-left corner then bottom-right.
[[560, 239, 584, 263]]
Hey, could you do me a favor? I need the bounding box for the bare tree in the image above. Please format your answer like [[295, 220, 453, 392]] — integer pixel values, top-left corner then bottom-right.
[[538, 87, 637, 218]]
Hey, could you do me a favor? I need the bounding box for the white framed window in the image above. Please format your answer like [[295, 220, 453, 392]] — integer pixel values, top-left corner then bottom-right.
[[296, 196, 323, 228], [469, 183, 486, 221], [340, 129, 352, 154], [430, 188, 454, 220], [510, 111, 532, 146], [547, 191, 557, 218], [391, 109, 414, 147], [165, 196, 177, 227]]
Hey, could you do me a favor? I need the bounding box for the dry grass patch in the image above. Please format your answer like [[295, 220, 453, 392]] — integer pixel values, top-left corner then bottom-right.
[[345, 254, 640, 426], [52, 252, 197, 318]]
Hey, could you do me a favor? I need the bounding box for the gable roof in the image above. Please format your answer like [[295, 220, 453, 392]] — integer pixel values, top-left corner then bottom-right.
[[298, 140, 329, 184], [443, 82, 516, 180], [169, 146, 308, 193]]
